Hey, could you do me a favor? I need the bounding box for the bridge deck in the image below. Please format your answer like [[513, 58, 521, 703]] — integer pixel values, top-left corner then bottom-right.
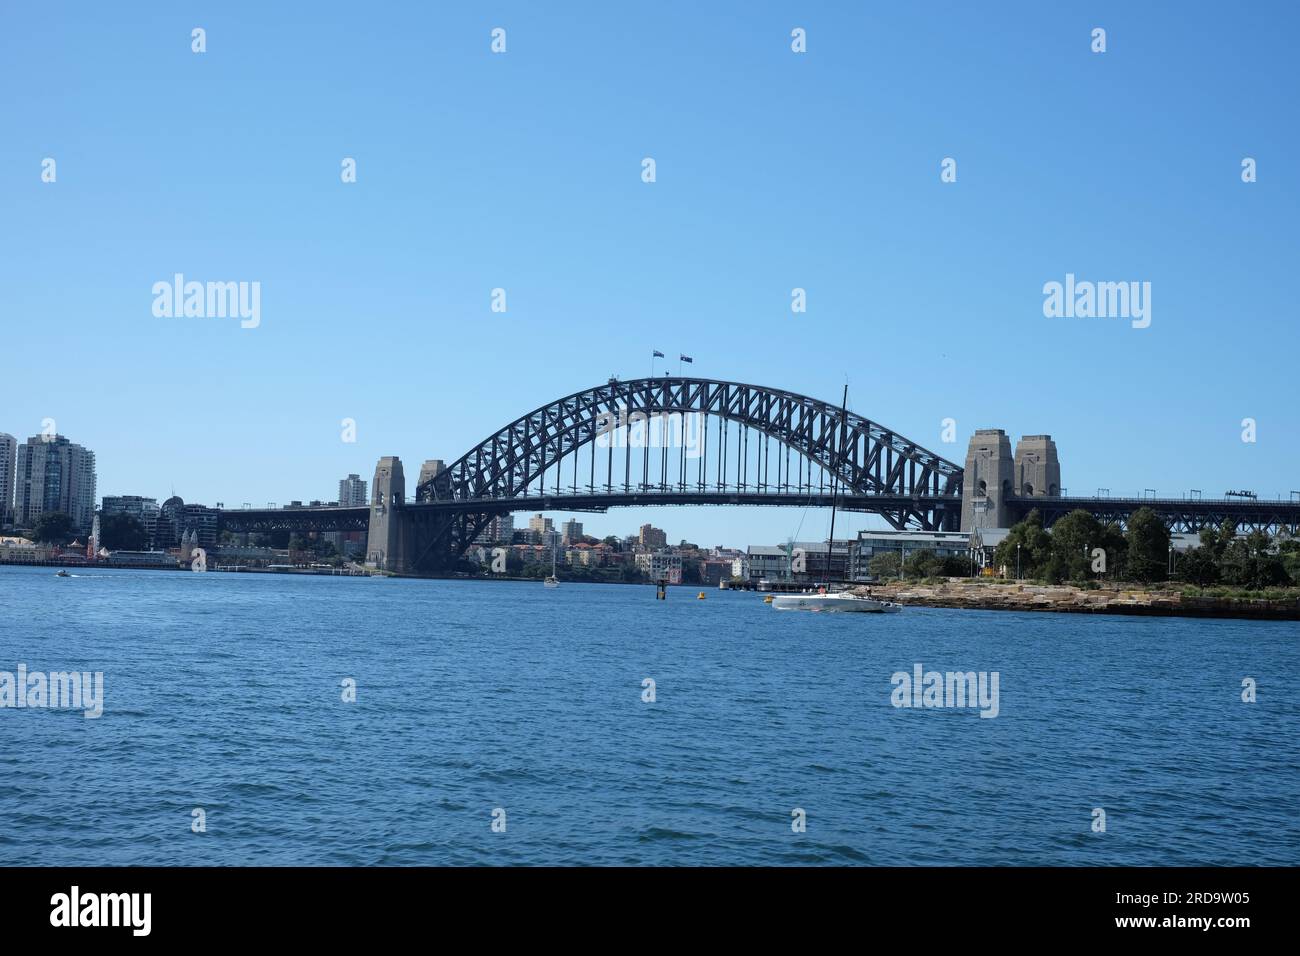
[[214, 493, 1300, 537]]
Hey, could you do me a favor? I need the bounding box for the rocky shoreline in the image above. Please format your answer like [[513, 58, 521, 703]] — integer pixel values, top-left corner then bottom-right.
[[852, 580, 1300, 621]]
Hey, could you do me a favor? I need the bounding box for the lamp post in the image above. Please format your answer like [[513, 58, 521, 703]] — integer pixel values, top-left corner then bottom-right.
[[1016, 543, 1021, 581]]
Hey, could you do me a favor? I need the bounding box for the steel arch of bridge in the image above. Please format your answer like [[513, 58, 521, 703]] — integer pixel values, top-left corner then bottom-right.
[[411, 377, 963, 568]]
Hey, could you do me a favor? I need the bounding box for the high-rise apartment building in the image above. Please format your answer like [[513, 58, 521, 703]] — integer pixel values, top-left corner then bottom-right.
[[13, 434, 97, 532], [638, 523, 667, 550], [179, 503, 221, 549], [0, 433, 15, 527], [561, 519, 583, 545], [338, 474, 368, 506], [474, 513, 514, 545], [101, 495, 161, 542]]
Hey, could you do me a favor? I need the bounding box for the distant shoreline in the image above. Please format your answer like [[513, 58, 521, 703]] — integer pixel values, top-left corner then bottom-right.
[[8, 562, 1298, 620]]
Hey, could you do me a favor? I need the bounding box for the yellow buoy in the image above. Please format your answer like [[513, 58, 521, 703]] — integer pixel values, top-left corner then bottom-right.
[[763, 594, 774, 603], [697, 591, 706, 600]]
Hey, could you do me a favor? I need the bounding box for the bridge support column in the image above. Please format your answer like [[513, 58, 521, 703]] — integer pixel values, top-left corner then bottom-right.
[[961, 430, 1014, 531], [1013, 435, 1061, 498], [366, 456, 409, 572]]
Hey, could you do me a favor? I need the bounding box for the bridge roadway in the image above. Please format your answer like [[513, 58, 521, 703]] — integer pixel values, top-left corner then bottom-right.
[[215, 492, 1300, 537], [216, 491, 962, 534], [1017, 494, 1300, 535]]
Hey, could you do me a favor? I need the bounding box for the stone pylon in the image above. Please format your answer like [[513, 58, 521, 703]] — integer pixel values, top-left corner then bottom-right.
[[366, 456, 406, 572], [961, 430, 1015, 531]]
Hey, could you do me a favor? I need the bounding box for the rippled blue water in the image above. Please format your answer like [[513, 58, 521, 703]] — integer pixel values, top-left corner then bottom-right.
[[1, 565, 1297, 865]]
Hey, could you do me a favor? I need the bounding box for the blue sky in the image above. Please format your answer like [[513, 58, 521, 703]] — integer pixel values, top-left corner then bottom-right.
[[2, 2, 1296, 548]]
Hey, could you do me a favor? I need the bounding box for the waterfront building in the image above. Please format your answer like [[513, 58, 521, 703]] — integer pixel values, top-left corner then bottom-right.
[[635, 550, 682, 584], [101, 495, 161, 542], [851, 529, 977, 580], [0, 535, 41, 562], [744, 545, 791, 582], [0, 432, 15, 527], [698, 559, 734, 586], [147, 497, 219, 550], [104, 550, 179, 568], [179, 504, 219, 548], [528, 514, 553, 535], [156, 496, 185, 548], [743, 541, 853, 582], [12, 434, 97, 532]]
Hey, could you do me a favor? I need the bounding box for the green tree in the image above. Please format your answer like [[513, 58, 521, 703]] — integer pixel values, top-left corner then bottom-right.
[[868, 551, 901, 579], [1048, 509, 1102, 582], [99, 513, 149, 551], [32, 511, 74, 544], [994, 509, 1052, 579], [1221, 530, 1290, 589], [1094, 522, 1128, 580], [937, 554, 971, 578], [1199, 521, 1236, 563], [1175, 546, 1220, 588], [904, 548, 939, 578], [1279, 537, 1300, 584], [1125, 507, 1170, 583]]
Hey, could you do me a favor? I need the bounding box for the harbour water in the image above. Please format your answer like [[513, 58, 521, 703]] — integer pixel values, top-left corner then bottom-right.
[[1, 565, 1297, 866]]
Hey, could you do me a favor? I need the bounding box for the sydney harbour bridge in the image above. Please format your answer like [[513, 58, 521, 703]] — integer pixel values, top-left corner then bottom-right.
[[216, 377, 1300, 575]]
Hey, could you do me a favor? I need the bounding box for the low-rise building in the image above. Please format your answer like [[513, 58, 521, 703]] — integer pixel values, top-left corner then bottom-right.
[[744, 541, 854, 582], [105, 550, 178, 568], [698, 559, 733, 585], [851, 529, 977, 580], [635, 550, 682, 584]]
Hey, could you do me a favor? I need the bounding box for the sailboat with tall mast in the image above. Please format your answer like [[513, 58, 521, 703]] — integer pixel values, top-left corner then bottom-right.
[[771, 384, 901, 613], [544, 542, 560, 588]]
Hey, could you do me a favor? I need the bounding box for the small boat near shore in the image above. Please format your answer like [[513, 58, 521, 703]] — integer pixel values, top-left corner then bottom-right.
[[769, 384, 901, 615], [771, 591, 901, 613], [543, 545, 559, 588]]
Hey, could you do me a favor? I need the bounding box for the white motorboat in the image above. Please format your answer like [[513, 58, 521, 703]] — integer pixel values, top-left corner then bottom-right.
[[770, 591, 901, 613]]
